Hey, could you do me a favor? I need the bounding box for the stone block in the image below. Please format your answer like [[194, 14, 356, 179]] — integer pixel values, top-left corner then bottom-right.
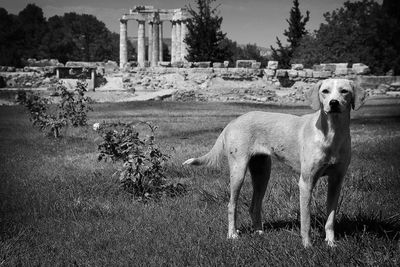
[[158, 61, 171, 67], [276, 69, 288, 77], [298, 70, 307, 77], [213, 62, 224, 68], [267, 61, 278, 70], [321, 63, 336, 72], [313, 64, 323, 71], [334, 68, 349, 76], [223, 61, 230, 68], [193, 61, 211, 68], [172, 61, 185, 68], [251, 62, 261, 69], [263, 69, 275, 77], [291, 64, 304, 70], [236, 60, 256, 68], [288, 70, 298, 78], [352, 63, 370, 74], [313, 70, 332, 78]]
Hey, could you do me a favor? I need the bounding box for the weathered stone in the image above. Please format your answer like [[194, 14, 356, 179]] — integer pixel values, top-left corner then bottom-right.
[[263, 69, 275, 77], [267, 61, 278, 70], [213, 62, 224, 68], [276, 69, 288, 77], [291, 64, 304, 70], [321, 64, 336, 72], [171, 61, 185, 68], [313, 70, 332, 78], [390, 82, 400, 91], [193, 61, 211, 68], [334, 68, 349, 76], [288, 70, 298, 78], [251, 62, 261, 69], [158, 61, 171, 67], [298, 70, 307, 77], [376, 84, 390, 94], [352, 63, 370, 74], [223, 61, 229, 68], [65, 61, 98, 68], [7, 67, 15, 72], [304, 69, 313, 78], [236, 60, 256, 68], [313, 64, 323, 71]]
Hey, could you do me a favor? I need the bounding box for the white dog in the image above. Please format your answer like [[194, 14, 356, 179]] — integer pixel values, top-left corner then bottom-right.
[[183, 78, 366, 247]]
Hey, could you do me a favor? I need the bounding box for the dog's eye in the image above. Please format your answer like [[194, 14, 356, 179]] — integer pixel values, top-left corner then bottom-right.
[[341, 89, 349, 94], [321, 89, 330, 94]]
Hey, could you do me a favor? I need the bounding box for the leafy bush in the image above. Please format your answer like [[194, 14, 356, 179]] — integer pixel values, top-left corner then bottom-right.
[[16, 78, 93, 138], [96, 122, 186, 201]]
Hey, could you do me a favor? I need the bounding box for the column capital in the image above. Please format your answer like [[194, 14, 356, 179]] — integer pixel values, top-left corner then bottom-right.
[[120, 18, 128, 23]]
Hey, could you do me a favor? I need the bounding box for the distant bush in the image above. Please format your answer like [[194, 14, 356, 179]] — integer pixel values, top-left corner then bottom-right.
[[96, 121, 186, 201], [16, 75, 93, 138]]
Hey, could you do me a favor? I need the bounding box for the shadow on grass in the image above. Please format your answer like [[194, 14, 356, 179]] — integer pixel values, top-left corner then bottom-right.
[[236, 214, 400, 241], [335, 215, 400, 240]]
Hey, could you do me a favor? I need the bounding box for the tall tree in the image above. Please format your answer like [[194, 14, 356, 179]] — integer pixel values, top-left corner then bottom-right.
[[270, 0, 309, 68], [185, 0, 228, 62], [0, 8, 22, 66], [18, 4, 47, 60]]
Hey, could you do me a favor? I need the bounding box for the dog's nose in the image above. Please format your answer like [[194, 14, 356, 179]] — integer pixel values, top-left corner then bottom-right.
[[329, 100, 339, 107]]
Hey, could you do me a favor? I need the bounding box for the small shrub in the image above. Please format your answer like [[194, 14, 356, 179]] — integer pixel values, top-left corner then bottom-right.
[[96, 121, 186, 201], [16, 90, 66, 138], [16, 75, 93, 138]]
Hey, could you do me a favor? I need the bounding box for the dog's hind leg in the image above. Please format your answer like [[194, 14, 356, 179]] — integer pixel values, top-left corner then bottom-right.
[[227, 157, 248, 239], [248, 154, 271, 234]]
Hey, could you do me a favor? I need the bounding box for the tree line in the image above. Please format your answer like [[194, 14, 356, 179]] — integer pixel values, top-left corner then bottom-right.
[[270, 0, 400, 75], [0, 4, 127, 67], [1, 0, 399, 75]]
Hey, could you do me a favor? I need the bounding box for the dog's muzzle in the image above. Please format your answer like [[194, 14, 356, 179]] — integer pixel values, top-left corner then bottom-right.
[[328, 99, 341, 113]]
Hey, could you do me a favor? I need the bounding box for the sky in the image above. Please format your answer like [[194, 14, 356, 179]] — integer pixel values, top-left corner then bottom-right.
[[1, 0, 369, 48]]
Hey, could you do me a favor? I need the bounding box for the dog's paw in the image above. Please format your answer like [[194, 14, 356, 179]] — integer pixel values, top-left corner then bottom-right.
[[302, 239, 313, 248], [254, 230, 264, 235], [227, 230, 240, 239], [326, 239, 337, 248]]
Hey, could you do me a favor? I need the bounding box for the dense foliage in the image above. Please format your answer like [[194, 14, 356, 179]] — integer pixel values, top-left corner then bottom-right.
[[96, 122, 186, 200], [185, 0, 230, 62], [270, 0, 309, 68], [16, 74, 93, 138], [0, 4, 132, 66], [291, 0, 400, 74]]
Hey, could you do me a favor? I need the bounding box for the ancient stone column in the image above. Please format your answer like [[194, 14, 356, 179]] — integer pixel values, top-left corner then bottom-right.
[[137, 20, 146, 67], [171, 21, 176, 63], [159, 22, 163, 62], [180, 20, 188, 62], [148, 22, 153, 63], [119, 19, 128, 68], [151, 22, 159, 67], [176, 21, 182, 62]]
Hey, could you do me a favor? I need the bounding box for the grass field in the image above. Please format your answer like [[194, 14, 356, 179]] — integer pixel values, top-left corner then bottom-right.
[[1, 101, 399, 266]]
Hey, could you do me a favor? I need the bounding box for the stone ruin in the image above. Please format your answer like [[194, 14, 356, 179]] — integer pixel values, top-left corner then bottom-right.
[[119, 6, 190, 68]]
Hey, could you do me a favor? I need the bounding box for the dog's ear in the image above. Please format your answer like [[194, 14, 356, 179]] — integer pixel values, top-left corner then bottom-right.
[[350, 80, 367, 110], [307, 81, 322, 110]]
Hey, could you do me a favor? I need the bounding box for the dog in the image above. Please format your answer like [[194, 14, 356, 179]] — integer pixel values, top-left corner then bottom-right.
[[183, 78, 366, 247]]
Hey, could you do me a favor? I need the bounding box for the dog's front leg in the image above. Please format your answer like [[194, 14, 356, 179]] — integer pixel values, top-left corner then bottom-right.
[[325, 169, 345, 247], [298, 174, 317, 248]]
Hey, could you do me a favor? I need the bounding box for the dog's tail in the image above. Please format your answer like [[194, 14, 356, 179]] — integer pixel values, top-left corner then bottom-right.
[[182, 129, 226, 168]]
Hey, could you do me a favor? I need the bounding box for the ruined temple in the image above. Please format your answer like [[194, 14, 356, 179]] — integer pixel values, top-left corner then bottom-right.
[[119, 6, 190, 68]]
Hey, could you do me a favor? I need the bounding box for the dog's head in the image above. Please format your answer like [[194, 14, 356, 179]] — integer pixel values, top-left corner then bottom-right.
[[307, 78, 366, 113]]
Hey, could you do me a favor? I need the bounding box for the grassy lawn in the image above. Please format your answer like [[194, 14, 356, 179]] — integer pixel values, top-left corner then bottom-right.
[[1, 101, 399, 265]]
